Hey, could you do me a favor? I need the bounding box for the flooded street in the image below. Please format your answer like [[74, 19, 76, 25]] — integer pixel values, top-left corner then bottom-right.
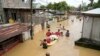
[[0, 0, 100, 56], [3, 20, 100, 56]]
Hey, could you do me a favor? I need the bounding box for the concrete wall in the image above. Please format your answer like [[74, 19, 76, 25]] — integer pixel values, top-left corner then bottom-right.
[[2, 0, 30, 8], [0, 0, 5, 23], [92, 17, 100, 42], [82, 17, 93, 39], [68, 14, 83, 41], [83, 16, 100, 42]]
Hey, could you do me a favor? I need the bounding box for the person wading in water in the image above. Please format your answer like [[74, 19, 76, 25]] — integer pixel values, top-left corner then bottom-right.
[[40, 39, 48, 49]]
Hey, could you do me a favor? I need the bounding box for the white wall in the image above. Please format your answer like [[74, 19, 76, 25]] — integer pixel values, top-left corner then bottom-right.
[[83, 16, 100, 42], [92, 17, 100, 42], [68, 15, 83, 41], [83, 16, 93, 39]]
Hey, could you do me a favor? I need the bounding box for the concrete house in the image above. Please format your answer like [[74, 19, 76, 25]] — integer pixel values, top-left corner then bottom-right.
[[82, 8, 100, 42], [76, 8, 100, 50]]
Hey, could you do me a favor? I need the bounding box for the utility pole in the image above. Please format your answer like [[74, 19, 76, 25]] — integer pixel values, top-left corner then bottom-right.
[[30, 0, 33, 40]]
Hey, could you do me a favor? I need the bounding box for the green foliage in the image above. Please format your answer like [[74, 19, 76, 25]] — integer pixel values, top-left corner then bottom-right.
[[81, 3, 88, 11], [40, 5, 46, 9], [79, 0, 100, 11], [47, 3, 54, 9], [53, 1, 68, 11], [87, 0, 100, 9], [89, 0, 94, 6], [40, 1, 72, 11], [58, 1, 68, 11], [92, 0, 100, 8], [53, 2, 58, 10]]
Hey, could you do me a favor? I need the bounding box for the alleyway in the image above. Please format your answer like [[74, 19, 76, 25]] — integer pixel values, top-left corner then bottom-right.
[[3, 20, 100, 56]]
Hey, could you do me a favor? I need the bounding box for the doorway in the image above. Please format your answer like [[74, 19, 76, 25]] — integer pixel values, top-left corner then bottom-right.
[[12, 13, 17, 21]]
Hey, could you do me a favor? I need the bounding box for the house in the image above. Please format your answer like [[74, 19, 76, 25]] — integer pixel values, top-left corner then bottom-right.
[[0, 0, 47, 55], [54, 11, 66, 22], [0, 0, 33, 54], [48, 10, 67, 22], [1, 0, 31, 23], [75, 8, 100, 50], [1, 0, 47, 34], [82, 8, 100, 41]]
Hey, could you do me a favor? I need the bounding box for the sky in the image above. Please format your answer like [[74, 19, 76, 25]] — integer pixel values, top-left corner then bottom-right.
[[34, 0, 98, 7]]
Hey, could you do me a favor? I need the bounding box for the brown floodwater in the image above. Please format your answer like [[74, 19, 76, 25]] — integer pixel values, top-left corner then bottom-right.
[[75, 46, 100, 56], [3, 20, 100, 56]]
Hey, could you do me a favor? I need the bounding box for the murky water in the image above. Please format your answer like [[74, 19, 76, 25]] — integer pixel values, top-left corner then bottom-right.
[[3, 20, 100, 56], [75, 46, 100, 56]]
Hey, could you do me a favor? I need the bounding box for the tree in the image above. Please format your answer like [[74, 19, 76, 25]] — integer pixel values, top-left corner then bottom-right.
[[46, 1, 69, 11], [87, 0, 94, 9], [40, 5, 46, 9], [92, 0, 100, 8], [47, 3, 54, 9], [40, 1, 73, 11], [56, 1, 68, 11], [90, 0, 94, 6], [87, 0, 100, 9], [77, 5, 82, 11], [53, 2, 58, 10], [81, 3, 88, 11]]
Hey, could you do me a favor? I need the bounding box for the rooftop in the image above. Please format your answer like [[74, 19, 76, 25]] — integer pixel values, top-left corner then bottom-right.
[[82, 8, 100, 16]]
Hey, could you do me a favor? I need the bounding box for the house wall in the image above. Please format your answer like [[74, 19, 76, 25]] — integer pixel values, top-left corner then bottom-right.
[[19, 10, 31, 23], [1, 0, 30, 8], [4, 9, 31, 23], [68, 14, 83, 41], [92, 17, 100, 42], [83, 16, 100, 42], [0, 0, 5, 23], [82, 16, 93, 39]]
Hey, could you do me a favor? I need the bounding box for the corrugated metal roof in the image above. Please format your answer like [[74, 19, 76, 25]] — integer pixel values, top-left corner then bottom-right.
[[82, 8, 100, 15]]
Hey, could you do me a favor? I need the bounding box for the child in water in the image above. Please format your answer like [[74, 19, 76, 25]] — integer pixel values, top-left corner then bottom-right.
[[40, 39, 48, 49], [62, 26, 66, 30], [65, 30, 70, 37]]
